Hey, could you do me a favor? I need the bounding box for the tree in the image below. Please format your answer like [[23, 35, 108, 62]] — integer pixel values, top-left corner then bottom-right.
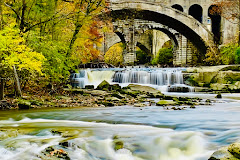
[[210, 0, 240, 44], [0, 24, 45, 95], [104, 42, 124, 66], [151, 47, 173, 66], [66, 0, 108, 56], [3, 0, 67, 33]]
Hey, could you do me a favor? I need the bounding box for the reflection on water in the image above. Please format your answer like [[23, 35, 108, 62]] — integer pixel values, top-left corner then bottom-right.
[[0, 93, 240, 159]]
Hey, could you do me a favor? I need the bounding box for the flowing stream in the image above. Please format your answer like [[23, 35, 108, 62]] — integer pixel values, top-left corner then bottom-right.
[[1, 93, 240, 160]]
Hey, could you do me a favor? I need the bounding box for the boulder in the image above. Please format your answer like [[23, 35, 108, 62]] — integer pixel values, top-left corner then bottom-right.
[[96, 80, 110, 90], [215, 93, 222, 99], [228, 143, 240, 159], [209, 146, 239, 160], [127, 84, 162, 94], [18, 100, 32, 109]]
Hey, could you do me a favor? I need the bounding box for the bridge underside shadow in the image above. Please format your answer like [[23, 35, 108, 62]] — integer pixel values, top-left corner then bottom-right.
[[109, 9, 208, 55]]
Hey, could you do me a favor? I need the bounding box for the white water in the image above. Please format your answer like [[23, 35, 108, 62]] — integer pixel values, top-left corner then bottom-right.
[[0, 118, 210, 160], [71, 68, 194, 92]]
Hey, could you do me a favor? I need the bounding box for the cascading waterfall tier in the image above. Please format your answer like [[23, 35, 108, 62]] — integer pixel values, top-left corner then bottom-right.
[[70, 68, 194, 92], [112, 69, 183, 86]]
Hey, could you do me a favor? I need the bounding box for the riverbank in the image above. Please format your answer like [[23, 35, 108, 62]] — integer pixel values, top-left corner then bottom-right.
[[184, 65, 240, 93], [0, 81, 212, 111]]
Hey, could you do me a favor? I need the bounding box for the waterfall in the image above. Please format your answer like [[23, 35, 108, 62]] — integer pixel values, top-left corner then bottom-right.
[[70, 68, 194, 92], [112, 69, 184, 86]]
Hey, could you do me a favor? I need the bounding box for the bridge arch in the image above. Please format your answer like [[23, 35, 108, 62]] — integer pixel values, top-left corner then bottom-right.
[[208, 5, 222, 44], [171, 4, 184, 12], [108, 1, 216, 55], [189, 4, 203, 23]]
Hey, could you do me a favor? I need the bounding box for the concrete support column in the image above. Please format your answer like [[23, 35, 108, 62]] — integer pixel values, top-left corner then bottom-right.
[[123, 20, 136, 64], [174, 34, 193, 66]]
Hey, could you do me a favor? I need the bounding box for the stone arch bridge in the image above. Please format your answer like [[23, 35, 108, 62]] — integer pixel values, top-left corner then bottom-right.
[[100, 0, 237, 65]]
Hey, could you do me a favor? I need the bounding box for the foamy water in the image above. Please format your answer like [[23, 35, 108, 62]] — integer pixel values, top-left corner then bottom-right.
[[0, 118, 210, 160]]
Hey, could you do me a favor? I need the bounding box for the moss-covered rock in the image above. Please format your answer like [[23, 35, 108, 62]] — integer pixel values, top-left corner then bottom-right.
[[209, 146, 239, 160], [96, 80, 110, 90], [18, 99, 32, 109], [228, 143, 240, 159], [215, 93, 222, 99], [156, 100, 177, 106]]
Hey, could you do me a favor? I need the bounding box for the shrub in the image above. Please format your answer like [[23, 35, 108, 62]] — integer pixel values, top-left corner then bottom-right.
[[151, 47, 173, 65]]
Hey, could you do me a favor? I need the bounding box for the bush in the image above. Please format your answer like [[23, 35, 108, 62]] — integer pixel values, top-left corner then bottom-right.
[[151, 47, 173, 65], [220, 44, 238, 65], [235, 46, 240, 64], [136, 48, 151, 64]]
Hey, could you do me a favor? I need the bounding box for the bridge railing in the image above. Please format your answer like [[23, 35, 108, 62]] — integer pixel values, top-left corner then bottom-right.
[[109, 0, 165, 4]]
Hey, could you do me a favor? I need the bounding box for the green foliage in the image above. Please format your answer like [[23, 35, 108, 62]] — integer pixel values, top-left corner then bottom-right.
[[235, 46, 240, 64], [220, 44, 238, 65], [151, 47, 173, 65], [136, 48, 150, 64], [104, 43, 124, 66], [26, 31, 71, 83], [0, 24, 45, 78]]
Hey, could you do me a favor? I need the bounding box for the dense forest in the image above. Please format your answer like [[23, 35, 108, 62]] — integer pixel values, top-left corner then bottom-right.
[[0, 0, 112, 95], [1, 0, 240, 96]]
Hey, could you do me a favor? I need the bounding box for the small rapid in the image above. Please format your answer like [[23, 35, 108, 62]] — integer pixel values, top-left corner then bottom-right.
[[0, 118, 209, 160]]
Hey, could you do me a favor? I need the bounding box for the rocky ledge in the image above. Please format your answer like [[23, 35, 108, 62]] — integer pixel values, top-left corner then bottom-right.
[[209, 143, 240, 160]]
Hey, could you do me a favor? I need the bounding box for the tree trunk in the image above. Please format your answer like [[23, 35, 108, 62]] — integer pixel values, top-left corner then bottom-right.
[[20, 0, 26, 32], [0, 0, 3, 30], [67, 23, 83, 56], [0, 78, 4, 100], [13, 65, 22, 97]]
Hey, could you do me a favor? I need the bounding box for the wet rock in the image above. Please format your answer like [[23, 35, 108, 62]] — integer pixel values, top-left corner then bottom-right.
[[190, 105, 196, 109], [105, 97, 120, 102], [111, 84, 121, 91], [228, 143, 240, 159], [127, 84, 162, 95], [59, 141, 69, 148], [114, 140, 124, 150], [0, 100, 12, 110], [102, 101, 114, 107], [206, 99, 211, 103], [134, 103, 146, 107], [85, 85, 94, 89], [209, 146, 239, 160], [156, 100, 177, 106], [120, 89, 140, 98], [215, 93, 222, 99], [96, 80, 110, 90], [41, 146, 70, 160], [168, 85, 191, 92], [18, 100, 32, 109]]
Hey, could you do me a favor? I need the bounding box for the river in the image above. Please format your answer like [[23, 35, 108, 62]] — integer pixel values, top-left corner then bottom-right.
[[0, 93, 240, 160]]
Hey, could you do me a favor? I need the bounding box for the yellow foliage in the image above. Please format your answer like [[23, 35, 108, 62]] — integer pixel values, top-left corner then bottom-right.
[[0, 24, 45, 74], [104, 42, 124, 66]]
